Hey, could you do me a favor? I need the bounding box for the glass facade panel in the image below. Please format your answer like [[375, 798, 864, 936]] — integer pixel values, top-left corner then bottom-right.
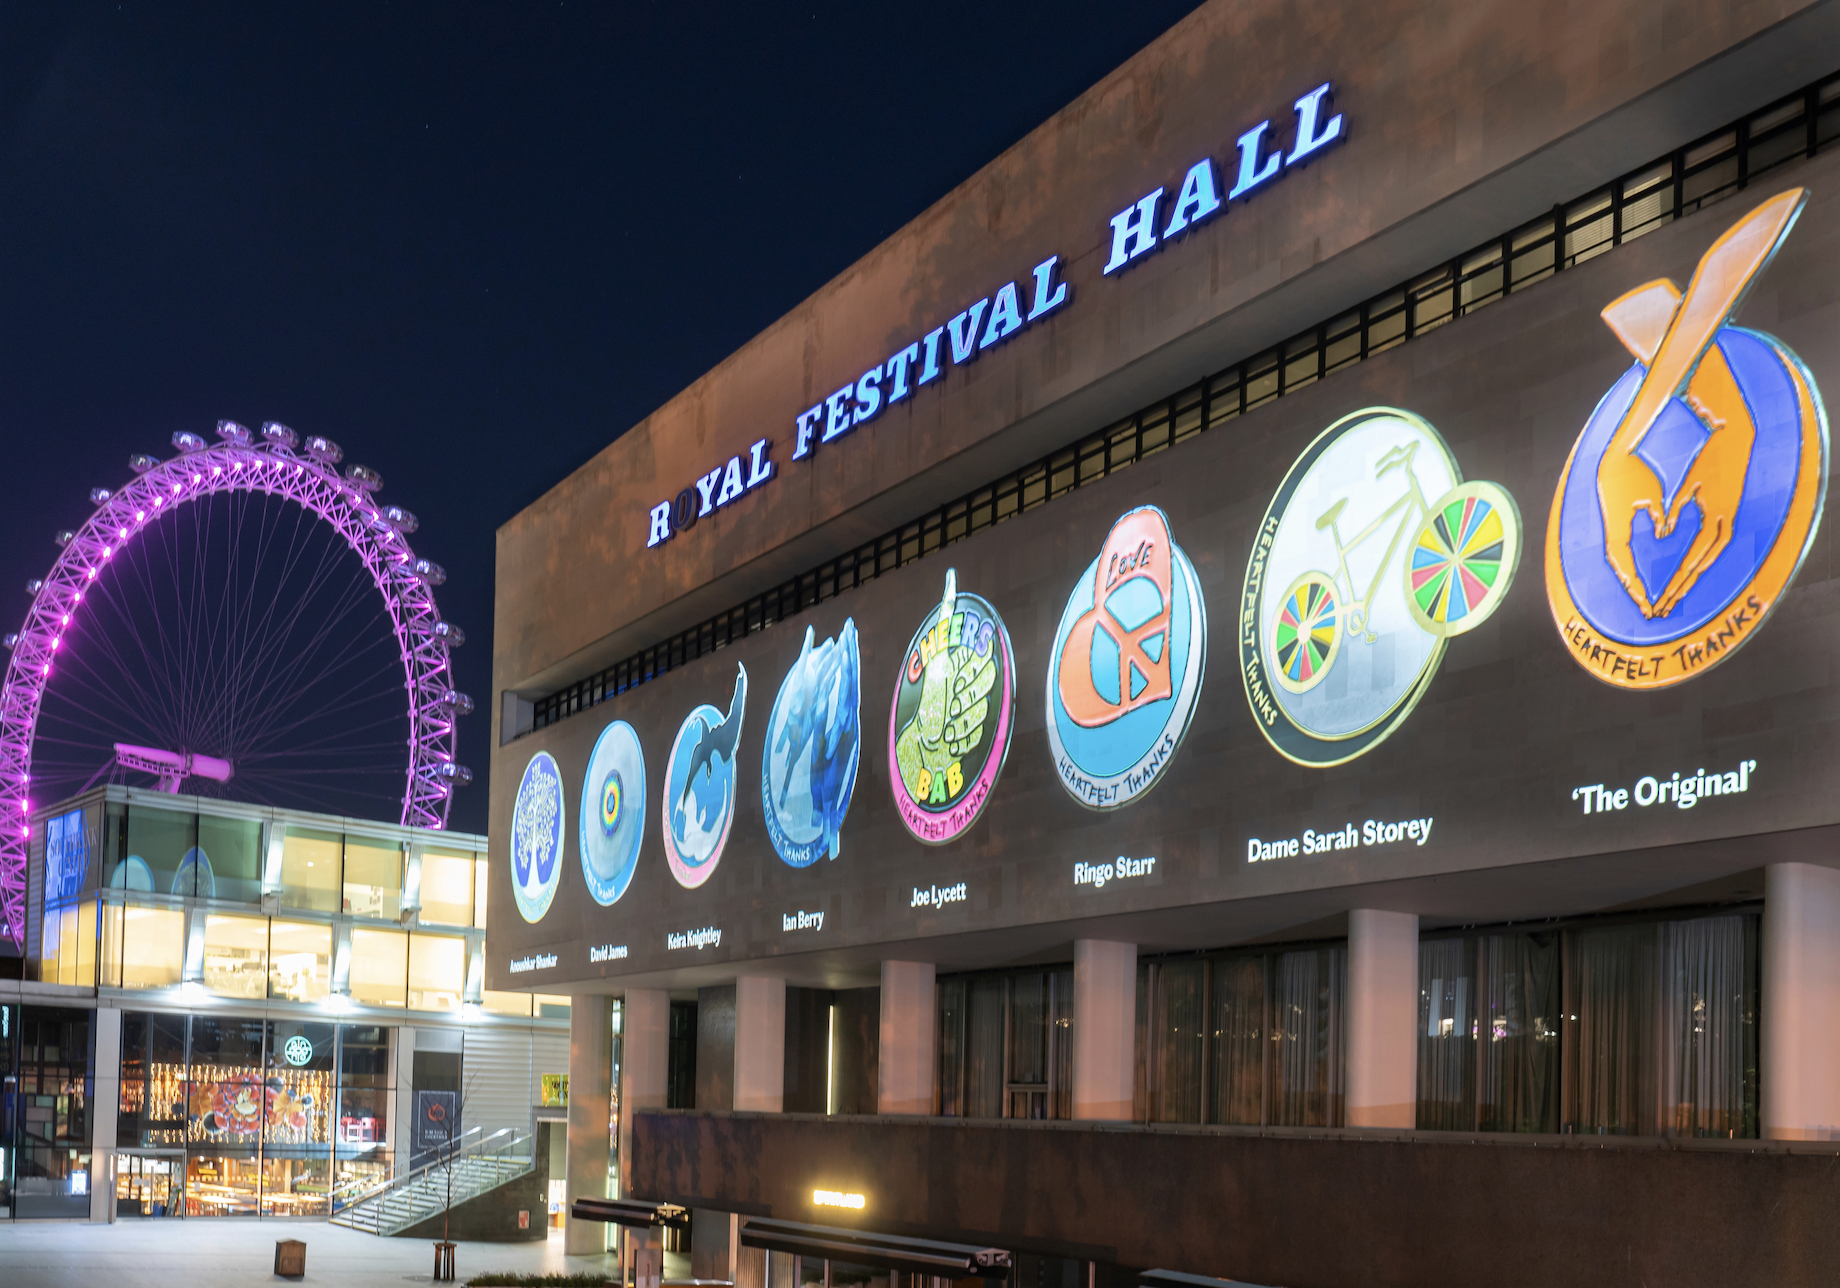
[[197, 815, 262, 904], [267, 919, 332, 1003], [201, 914, 270, 1000], [342, 837, 403, 920], [125, 805, 198, 898], [13, 1007, 93, 1219], [407, 933, 466, 1012], [118, 903, 184, 989], [280, 827, 341, 912], [350, 928, 407, 1008], [481, 990, 531, 1017], [186, 1152, 259, 1216], [418, 849, 475, 927]]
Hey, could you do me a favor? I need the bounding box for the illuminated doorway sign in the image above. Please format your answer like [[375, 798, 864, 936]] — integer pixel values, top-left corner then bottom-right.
[[646, 84, 1347, 550]]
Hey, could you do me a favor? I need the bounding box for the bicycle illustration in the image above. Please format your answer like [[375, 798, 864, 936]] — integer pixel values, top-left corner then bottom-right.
[[1272, 440, 1519, 694]]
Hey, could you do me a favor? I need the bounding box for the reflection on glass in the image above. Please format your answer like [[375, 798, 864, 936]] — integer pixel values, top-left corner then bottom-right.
[[280, 828, 341, 913], [199, 815, 262, 904], [350, 928, 407, 1008], [126, 805, 198, 896], [268, 920, 332, 1003], [407, 933, 466, 1012], [118, 903, 184, 989], [418, 850, 475, 926], [342, 837, 403, 920], [202, 914, 269, 999]]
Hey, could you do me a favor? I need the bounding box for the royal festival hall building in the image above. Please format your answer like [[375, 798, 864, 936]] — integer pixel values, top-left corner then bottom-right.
[[491, 3, 1840, 1285]]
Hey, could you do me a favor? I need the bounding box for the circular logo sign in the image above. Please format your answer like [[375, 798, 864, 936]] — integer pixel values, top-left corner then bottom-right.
[[283, 1035, 314, 1067], [1047, 505, 1206, 810], [888, 569, 1015, 844], [1546, 188, 1826, 689], [1241, 407, 1520, 767], [510, 750, 565, 923], [762, 621, 861, 866], [661, 667, 747, 889], [579, 719, 646, 905]]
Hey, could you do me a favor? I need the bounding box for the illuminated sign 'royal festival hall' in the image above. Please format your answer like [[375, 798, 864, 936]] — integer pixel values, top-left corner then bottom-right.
[[644, 83, 1348, 549]]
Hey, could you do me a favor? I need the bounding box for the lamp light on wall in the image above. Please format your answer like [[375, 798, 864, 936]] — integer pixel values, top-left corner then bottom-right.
[[812, 1189, 866, 1210]]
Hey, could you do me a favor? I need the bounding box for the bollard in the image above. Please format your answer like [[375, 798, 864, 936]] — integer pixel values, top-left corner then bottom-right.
[[274, 1239, 307, 1278]]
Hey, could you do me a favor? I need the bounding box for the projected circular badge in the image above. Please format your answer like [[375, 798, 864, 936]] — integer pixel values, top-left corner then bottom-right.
[[510, 750, 565, 923], [661, 667, 746, 889], [1547, 188, 1826, 689], [1046, 505, 1206, 810], [762, 620, 861, 866], [578, 719, 645, 905], [888, 569, 1015, 844], [1241, 406, 1521, 767]]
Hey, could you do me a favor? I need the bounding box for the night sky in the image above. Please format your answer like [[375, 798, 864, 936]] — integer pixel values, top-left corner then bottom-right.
[[0, 1, 1201, 834]]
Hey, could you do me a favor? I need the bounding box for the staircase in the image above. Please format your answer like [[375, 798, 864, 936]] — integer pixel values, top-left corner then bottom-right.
[[332, 1128, 535, 1236]]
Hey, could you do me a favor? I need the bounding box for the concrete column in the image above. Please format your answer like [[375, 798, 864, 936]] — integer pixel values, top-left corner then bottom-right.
[[392, 1024, 415, 1177], [89, 1006, 121, 1222], [734, 976, 786, 1112], [878, 961, 936, 1115], [619, 989, 670, 1200], [565, 995, 614, 1254], [1073, 940, 1135, 1120], [1346, 908, 1419, 1128], [1764, 862, 1840, 1140]]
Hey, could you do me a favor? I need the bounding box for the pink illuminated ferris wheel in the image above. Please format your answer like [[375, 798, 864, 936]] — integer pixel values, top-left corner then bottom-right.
[[0, 421, 473, 948]]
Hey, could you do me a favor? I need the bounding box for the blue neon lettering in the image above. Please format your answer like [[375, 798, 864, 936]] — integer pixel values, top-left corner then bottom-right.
[[746, 439, 774, 488], [1287, 83, 1343, 165], [715, 456, 745, 506], [854, 364, 884, 423], [694, 467, 721, 516], [1163, 159, 1222, 237], [822, 386, 855, 441], [1229, 121, 1281, 200], [647, 502, 672, 547], [1103, 187, 1163, 274], [919, 326, 945, 385], [946, 300, 989, 364], [979, 283, 1024, 349], [792, 405, 823, 460], [1027, 255, 1070, 321], [885, 342, 920, 403]]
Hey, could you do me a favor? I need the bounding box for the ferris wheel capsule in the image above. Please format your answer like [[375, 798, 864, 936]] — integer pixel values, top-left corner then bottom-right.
[[431, 621, 464, 646], [435, 762, 473, 786], [382, 506, 418, 534], [53, 531, 74, 548], [438, 690, 474, 716], [305, 436, 343, 465], [261, 422, 298, 449], [216, 421, 253, 445], [129, 454, 161, 474], [3, 634, 17, 651], [25, 579, 44, 594], [172, 431, 208, 454], [89, 488, 112, 506], [345, 463, 383, 492], [413, 559, 446, 586]]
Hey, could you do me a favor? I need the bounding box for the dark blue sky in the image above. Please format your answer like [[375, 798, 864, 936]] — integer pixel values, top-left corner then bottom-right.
[[0, 1, 1201, 833]]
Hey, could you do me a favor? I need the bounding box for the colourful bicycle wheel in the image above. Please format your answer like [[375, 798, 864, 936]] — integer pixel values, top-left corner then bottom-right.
[[1272, 571, 1342, 693], [1406, 480, 1522, 637]]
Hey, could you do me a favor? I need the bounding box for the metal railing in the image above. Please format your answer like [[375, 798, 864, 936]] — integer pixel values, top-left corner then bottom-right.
[[529, 70, 1840, 736], [331, 1127, 533, 1236]]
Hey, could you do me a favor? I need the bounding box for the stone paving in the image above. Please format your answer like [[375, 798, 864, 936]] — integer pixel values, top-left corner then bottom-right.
[[0, 1218, 629, 1288]]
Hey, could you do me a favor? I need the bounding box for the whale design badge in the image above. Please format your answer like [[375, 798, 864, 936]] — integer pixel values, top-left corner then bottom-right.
[[661, 667, 746, 889], [1546, 188, 1827, 688], [762, 621, 861, 866], [1047, 505, 1206, 809]]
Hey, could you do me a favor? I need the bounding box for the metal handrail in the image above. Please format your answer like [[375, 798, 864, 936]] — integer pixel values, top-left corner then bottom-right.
[[333, 1128, 533, 1234], [330, 1126, 503, 1211]]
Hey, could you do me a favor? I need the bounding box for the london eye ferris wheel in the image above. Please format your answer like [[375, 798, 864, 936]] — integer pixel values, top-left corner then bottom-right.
[[0, 419, 473, 948]]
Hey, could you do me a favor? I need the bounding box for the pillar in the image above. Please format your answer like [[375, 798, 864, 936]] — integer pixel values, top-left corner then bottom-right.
[[1763, 862, 1840, 1139], [566, 995, 614, 1254], [878, 961, 936, 1115], [735, 976, 786, 1112], [392, 1024, 415, 1174], [619, 989, 671, 1199], [1073, 940, 1135, 1120], [1346, 908, 1419, 1128], [89, 1006, 121, 1222]]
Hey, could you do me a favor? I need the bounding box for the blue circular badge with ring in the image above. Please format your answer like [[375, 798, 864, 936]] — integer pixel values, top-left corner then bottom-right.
[[510, 751, 565, 923], [580, 720, 645, 905]]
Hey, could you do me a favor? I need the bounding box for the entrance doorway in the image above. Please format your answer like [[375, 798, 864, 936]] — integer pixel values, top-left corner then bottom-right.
[[116, 1153, 181, 1217]]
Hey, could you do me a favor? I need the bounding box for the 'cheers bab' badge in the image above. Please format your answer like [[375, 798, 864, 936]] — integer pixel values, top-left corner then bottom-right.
[[888, 569, 1015, 844], [1547, 188, 1827, 689], [510, 750, 565, 923], [1047, 505, 1206, 810]]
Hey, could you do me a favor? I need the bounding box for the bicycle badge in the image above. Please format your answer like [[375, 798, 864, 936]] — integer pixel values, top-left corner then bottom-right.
[[889, 569, 1016, 844], [1047, 505, 1207, 809], [1546, 188, 1827, 690], [1241, 407, 1521, 766]]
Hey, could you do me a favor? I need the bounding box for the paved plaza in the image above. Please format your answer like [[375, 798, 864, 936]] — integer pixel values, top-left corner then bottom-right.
[[0, 1218, 627, 1288]]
